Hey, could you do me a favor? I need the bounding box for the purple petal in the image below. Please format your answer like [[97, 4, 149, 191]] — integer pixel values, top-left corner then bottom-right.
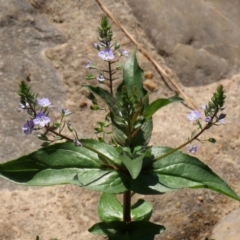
[[118, 49, 129, 57], [59, 108, 71, 116], [98, 49, 114, 61], [37, 98, 53, 107], [188, 145, 197, 153], [187, 110, 201, 121], [33, 112, 50, 127], [22, 120, 34, 135], [205, 116, 212, 122], [97, 74, 105, 82]]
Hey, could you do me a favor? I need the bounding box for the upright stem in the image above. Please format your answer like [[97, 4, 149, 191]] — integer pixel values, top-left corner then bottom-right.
[[108, 61, 113, 95], [123, 190, 131, 223]]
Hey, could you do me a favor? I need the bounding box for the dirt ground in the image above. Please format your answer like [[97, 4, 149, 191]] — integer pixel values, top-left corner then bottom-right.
[[1, 1, 240, 240]]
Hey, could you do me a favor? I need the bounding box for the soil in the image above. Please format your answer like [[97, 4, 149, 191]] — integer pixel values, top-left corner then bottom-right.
[[1, 1, 240, 240]]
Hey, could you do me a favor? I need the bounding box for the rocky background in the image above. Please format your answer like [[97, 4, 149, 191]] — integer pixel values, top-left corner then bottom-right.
[[0, 0, 240, 239]]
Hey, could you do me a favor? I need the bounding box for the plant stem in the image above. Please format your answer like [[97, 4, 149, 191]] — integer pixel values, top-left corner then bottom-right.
[[108, 61, 113, 95], [46, 126, 73, 141], [123, 190, 131, 223], [153, 119, 216, 163], [152, 126, 206, 163]]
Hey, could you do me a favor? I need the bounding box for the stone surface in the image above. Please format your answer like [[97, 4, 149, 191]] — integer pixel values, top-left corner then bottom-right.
[[211, 209, 240, 240], [127, 0, 240, 86], [0, 0, 66, 164], [0, 0, 240, 239]]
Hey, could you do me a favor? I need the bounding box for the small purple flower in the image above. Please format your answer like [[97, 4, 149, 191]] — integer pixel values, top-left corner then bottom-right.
[[97, 74, 105, 82], [93, 43, 101, 50], [86, 60, 92, 69], [202, 104, 207, 111], [188, 145, 198, 154], [217, 116, 225, 124], [118, 49, 129, 57], [205, 116, 212, 122], [217, 113, 226, 124], [37, 98, 53, 108], [33, 112, 50, 127], [98, 48, 114, 61], [218, 118, 225, 124], [187, 110, 201, 121], [19, 102, 29, 109], [86, 60, 96, 69], [59, 108, 71, 116], [22, 120, 34, 135]]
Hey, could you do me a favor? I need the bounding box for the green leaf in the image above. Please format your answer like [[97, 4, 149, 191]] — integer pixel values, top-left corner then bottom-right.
[[144, 96, 183, 119], [98, 193, 123, 222], [116, 50, 147, 103], [0, 141, 128, 193], [208, 138, 216, 143], [149, 147, 240, 201], [37, 134, 49, 141], [84, 85, 120, 119], [128, 147, 240, 200], [131, 199, 153, 221], [112, 117, 153, 148], [98, 194, 153, 224], [0, 141, 101, 184], [131, 118, 153, 147], [121, 153, 143, 179], [81, 139, 122, 166], [85, 73, 95, 80], [89, 221, 165, 240], [113, 50, 153, 148], [76, 169, 127, 193], [130, 172, 175, 195], [111, 121, 128, 146]]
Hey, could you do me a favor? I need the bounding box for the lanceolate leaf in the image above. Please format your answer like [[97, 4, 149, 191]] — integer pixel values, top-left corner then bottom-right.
[[127, 147, 240, 201], [98, 193, 123, 222], [144, 96, 183, 120], [89, 221, 165, 240], [116, 50, 147, 103], [81, 139, 122, 166], [112, 115, 153, 148], [111, 121, 128, 146], [131, 199, 153, 221], [84, 85, 120, 118], [113, 50, 154, 148], [76, 168, 127, 193], [0, 141, 101, 184], [0, 140, 128, 193], [98, 194, 153, 223], [147, 147, 240, 201], [121, 153, 143, 179], [130, 172, 175, 195], [131, 119, 153, 147]]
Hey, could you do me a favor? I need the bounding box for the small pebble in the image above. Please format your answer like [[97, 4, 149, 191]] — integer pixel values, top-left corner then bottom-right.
[[144, 71, 154, 79], [144, 79, 158, 91], [211, 208, 217, 213], [176, 202, 181, 208], [79, 101, 87, 108], [198, 196, 204, 202], [58, 194, 64, 198]]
